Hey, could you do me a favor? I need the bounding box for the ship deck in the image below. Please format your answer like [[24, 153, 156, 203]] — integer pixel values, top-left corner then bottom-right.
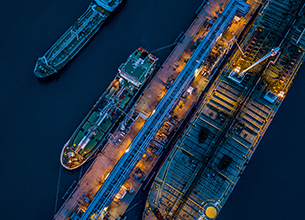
[[34, 2, 112, 77], [44, 3, 109, 68], [119, 48, 157, 87], [144, 0, 305, 219], [61, 48, 157, 170]]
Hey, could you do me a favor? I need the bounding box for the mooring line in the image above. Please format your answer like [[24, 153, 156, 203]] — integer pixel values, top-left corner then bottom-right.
[[79, 165, 83, 181], [54, 164, 62, 217]]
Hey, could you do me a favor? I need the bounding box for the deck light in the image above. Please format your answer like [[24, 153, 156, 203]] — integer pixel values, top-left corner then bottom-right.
[[278, 91, 285, 98], [234, 66, 241, 73]]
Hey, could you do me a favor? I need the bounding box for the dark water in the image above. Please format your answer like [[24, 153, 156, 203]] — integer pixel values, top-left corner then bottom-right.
[[1, 0, 305, 219]]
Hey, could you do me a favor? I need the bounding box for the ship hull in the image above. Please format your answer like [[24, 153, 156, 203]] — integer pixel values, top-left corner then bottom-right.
[[60, 77, 130, 170], [34, 1, 113, 78], [60, 48, 158, 170], [143, 0, 305, 219]]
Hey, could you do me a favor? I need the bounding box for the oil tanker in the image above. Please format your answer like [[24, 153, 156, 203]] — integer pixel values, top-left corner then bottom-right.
[[34, 0, 122, 78], [144, 0, 305, 219], [60, 48, 158, 170]]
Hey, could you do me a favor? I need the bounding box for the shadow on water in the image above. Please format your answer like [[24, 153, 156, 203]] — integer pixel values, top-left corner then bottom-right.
[[106, 0, 128, 23], [37, 66, 69, 85]]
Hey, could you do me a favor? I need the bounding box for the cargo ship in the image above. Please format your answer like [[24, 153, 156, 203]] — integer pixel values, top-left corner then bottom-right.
[[34, 0, 122, 78], [60, 48, 158, 170], [143, 0, 305, 219]]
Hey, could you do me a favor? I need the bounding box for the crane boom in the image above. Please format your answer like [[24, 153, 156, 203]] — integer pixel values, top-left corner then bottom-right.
[[239, 47, 280, 75]]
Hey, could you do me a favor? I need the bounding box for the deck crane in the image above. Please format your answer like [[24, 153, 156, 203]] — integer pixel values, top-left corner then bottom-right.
[[224, 35, 245, 56], [228, 47, 280, 83]]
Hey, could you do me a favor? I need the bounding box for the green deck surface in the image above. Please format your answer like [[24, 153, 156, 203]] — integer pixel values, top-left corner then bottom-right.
[[82, 139, 98, 157], [119, 95, 131, 108], [95, 130, 105, 140], [123, 61, 146, 83], [74, 122, 91, 145], [99, 118, 113, 132], [88, 111, 98, 123]]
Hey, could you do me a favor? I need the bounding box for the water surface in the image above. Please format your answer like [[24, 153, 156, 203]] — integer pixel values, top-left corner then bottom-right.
[[0, 0, 304, 219]]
